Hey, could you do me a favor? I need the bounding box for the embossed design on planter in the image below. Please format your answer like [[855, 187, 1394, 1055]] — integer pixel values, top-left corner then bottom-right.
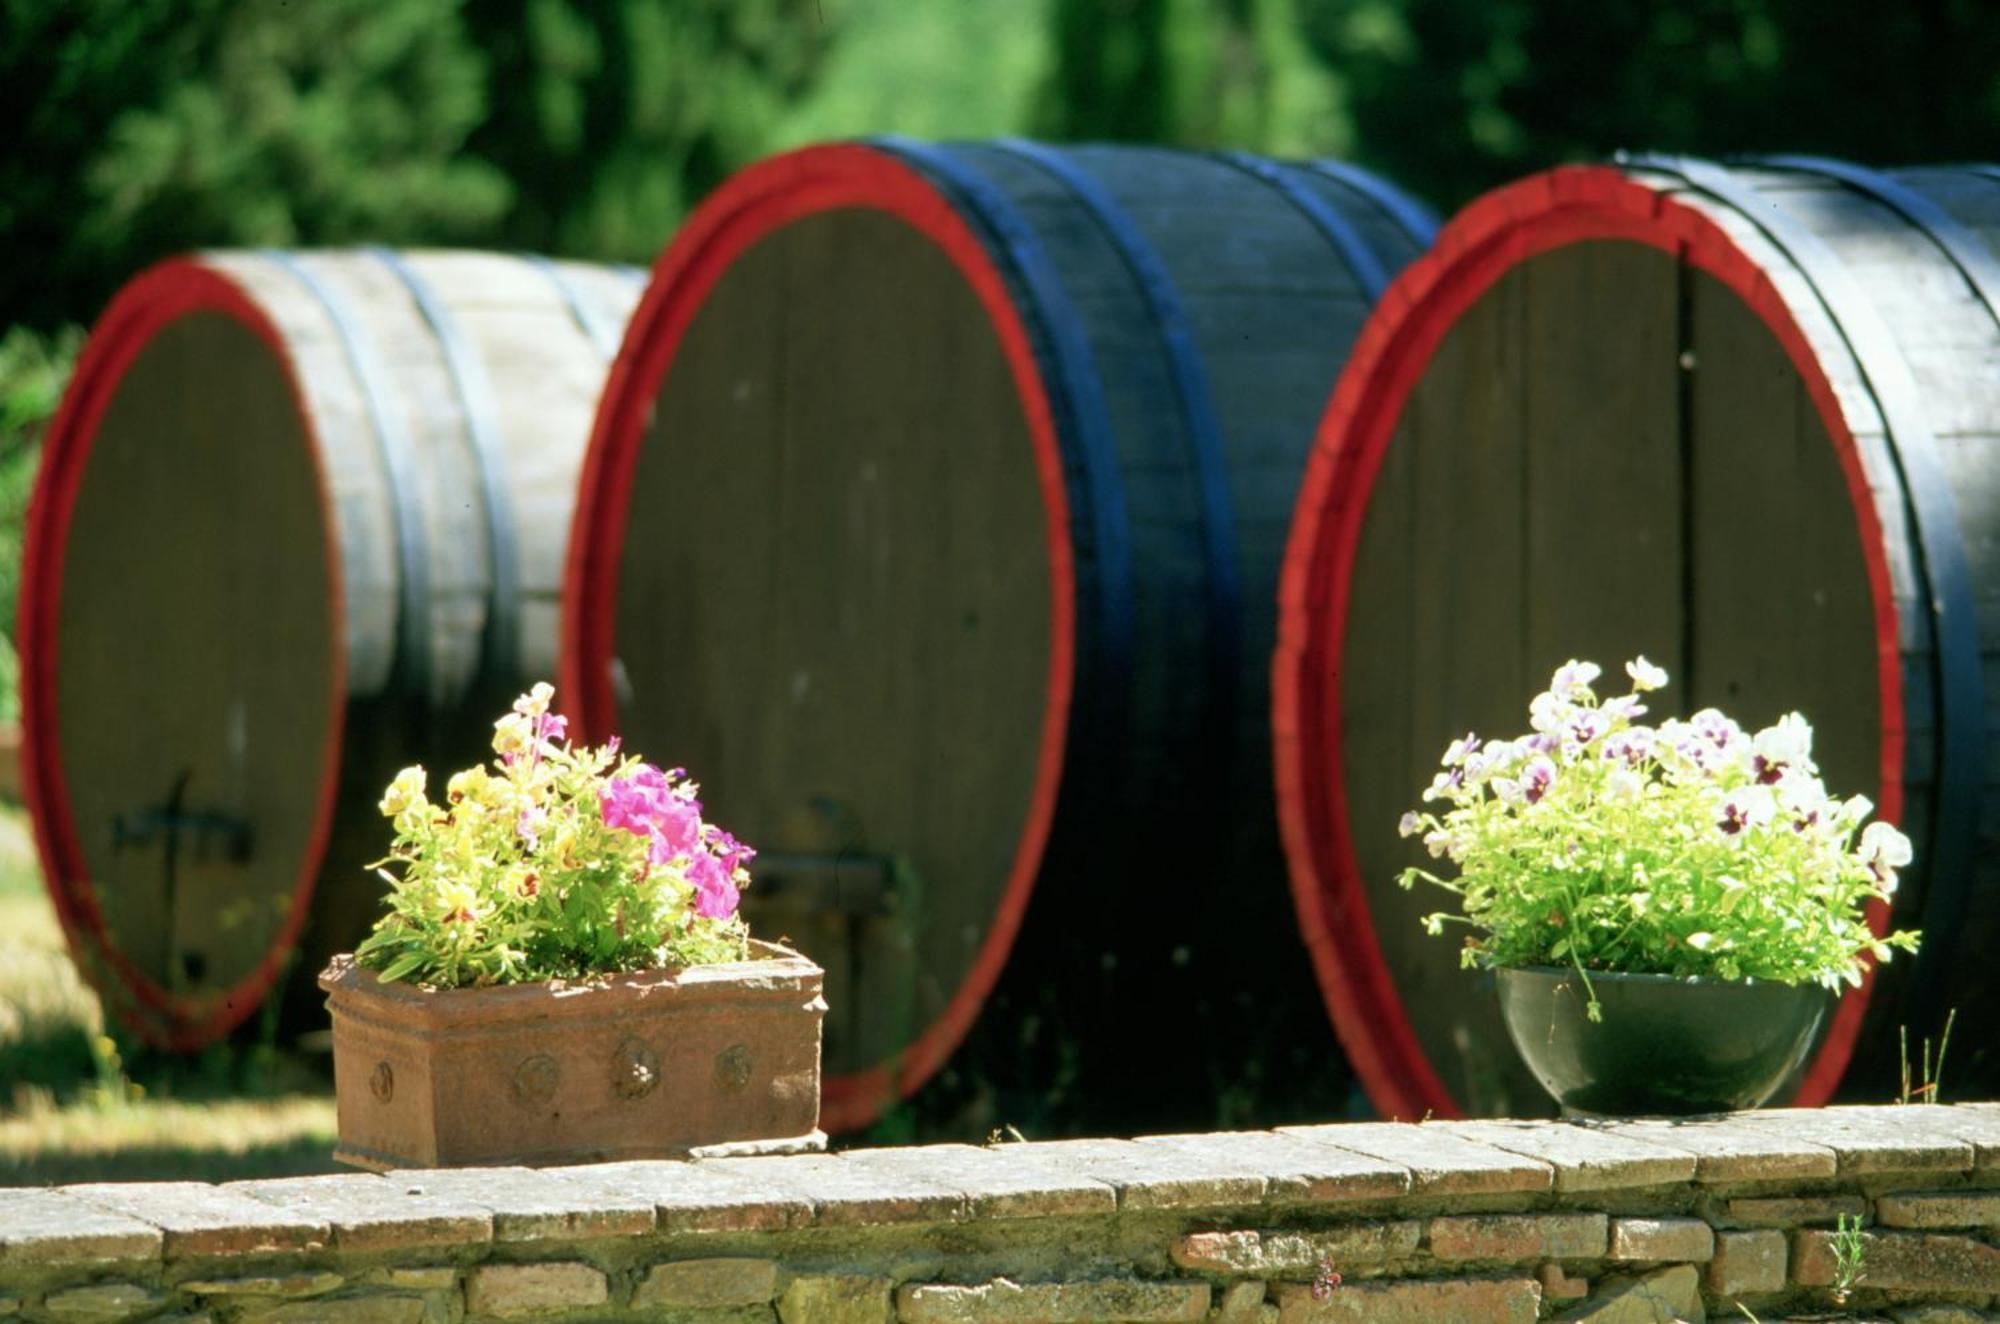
[[714, 1043, 754, 1092], [613, 1037, 660, 1100], [513, 1053, 562, 1107], [370, 1061, 395, 1103]]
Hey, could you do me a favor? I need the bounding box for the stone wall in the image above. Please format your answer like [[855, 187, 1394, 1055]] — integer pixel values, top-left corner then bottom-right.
[[1, 1104, 1996, 1322]]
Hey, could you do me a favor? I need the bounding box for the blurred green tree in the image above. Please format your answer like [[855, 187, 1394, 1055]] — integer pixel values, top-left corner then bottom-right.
[[1, 0, 507, 334], [462, 0, 842, 262]]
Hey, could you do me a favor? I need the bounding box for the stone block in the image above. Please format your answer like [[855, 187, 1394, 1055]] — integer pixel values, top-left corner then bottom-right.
[[465, 1262, 609, 1317], [1010, 1139, 1267, 1212], [1278, 1123, 1551, 1196], [228, 1173, 494, 1252], [1887, 1307, 1991, 1324], [1215, 1280, 1272, 1322], [1171, 1224, 1421, 1275], [702, 1152, 966, 1226], [41, 1283, 164, 1322], [1708, 1230, 1787, 1295], [1725, 1195, 1868, 1228], [380, 1267, 460, 1290], [1793, 1228, 2000, 1293], [1875, 1189, 2000, 1230], [1608, 1217, 1714, 1263], [180, 1271, 345, 1297], [243, 1298, 426, 1324], [0, 1298, 16, 1316], [62, 1182, 324, 1258], [388, 1166, 651, 1241], [1427, 1121, 1694, 1192], [896, 1277, 1209, 1322], [778, 1274, 893, 1324], [635, 1257, 780, 1309], [1273, 1275, 1541, 1322], [1724, 1108, 1973, 1176], [1429, 1212, 1609, 1261], [1553, 1265, 1703, 1323], [1592, 1118, 1838, 1183], [1136, 1131, 1409, 1203], [0, 1189, 162, 1270], [837, 1143, 1115, 1219], [548, 1158, 811, 1234], [1538, 1262, 1590, 1301]]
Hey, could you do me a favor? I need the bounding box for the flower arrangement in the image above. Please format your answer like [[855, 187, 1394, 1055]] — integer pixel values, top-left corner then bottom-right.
[[1397, 657, 1918, 1020], [354, 683, 753, 988]]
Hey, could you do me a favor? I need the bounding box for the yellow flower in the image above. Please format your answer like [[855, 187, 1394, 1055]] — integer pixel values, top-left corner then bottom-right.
[[379, 766, 427, 818], [436, 879, 481, 924]]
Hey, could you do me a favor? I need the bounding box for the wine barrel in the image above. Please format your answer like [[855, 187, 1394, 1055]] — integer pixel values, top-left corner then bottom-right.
[[21, 249, 644, 1048], [1275, 158, 2000, 1120], [563, 140, 1437, 1133]]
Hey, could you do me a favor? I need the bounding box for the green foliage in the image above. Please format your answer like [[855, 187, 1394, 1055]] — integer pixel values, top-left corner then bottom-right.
[[1399, 658, 1918, 1020], [1830, 1212, 1867, 1304], [1296, 0, 2000, 208], [0, 325, 80, 717], [1, 0, 507, 334], [355, 686, 751, 989]]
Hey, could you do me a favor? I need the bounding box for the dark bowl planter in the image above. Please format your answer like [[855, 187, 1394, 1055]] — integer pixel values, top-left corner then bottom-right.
[[321, 940, 826, 1170], [1495, 965, 1831, 1116]]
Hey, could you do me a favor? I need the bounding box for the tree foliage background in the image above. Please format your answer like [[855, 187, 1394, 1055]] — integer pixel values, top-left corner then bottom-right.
[[1, 0, 1995, 660]]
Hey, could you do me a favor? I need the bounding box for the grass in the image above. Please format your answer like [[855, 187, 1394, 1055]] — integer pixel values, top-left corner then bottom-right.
[[0, 805, 340, 1185]]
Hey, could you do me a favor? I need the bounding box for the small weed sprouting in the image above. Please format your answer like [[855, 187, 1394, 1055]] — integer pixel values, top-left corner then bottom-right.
[[1829, 1213, 1867, 1305], [1898, 1007, 1956, 1105]]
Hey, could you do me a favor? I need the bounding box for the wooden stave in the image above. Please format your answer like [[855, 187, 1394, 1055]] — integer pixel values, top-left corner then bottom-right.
[[21, 249, 643, 1047], [563, 141, 1435, 1132], [1274, 160, 2000, 1121]]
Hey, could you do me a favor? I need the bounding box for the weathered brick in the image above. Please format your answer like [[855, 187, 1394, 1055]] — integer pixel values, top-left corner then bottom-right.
[[228, 1173, 493, 1252], [41, 1282, 164, 1322], [702, 1152, 965, 1226], [1008, 1139, 1266, 1212], [180, 1271, 345, 1297], [635, 1257, 779, 1309], [389, 1166, 651, 1241], [1876, 1189, 2000, 1230], [1725, 1195, 1868, 1228], [465, 1261, 610, 1317], [897, 1277, 1209, 1322], [1428, 1122, 1694, 1192], [1538, 1262, 1590, 1301], [777, 1273, 893, 1324], [1708, 1229, 1787, 1295], [1278, 1123, 1551, 1196], [1136, 1131, 1410, 1203], [62, 1182, 323, 1258], [1273, 1275, 1541, 1322], [1607, 1217, 1714, 1263], [0, 1189, 162, 1270], [1429, 1213, 1608, 1261], [244, 1299, 426, 1324], [548, 1158, 811, 1235], [1593, 1117, 1837, 1183], [1215, 1280, 1272, 1323], [836, 1143, 1114, 1219], [1555, 1264, 1701, 1323], [1794, 1227, 2000, 1293], [1171, 1224, 1421, 1275]]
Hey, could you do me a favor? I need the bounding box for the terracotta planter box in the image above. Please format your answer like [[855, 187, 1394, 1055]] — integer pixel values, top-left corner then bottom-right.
[[321, 941, 826, 1170]]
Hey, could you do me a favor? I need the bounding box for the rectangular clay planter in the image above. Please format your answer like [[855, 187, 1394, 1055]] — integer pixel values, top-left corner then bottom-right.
[[321, 940, 826, 1170]]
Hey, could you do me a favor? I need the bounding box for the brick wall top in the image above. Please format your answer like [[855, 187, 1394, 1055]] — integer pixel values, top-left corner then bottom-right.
[[3, 1104, 1995, 1275]]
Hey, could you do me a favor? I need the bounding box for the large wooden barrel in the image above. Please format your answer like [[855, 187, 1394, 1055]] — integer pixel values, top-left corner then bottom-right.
[[563, 141, 1437, 1133], [1275, 158, 2000, 1119], [21, 250, 643, 1048]]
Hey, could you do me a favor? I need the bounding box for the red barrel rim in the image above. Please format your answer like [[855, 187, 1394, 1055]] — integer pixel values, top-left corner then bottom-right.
[[19, 258, 349, 1049], [560, 143, 1078, 1132], [1272, 165, 1904, 1120]]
